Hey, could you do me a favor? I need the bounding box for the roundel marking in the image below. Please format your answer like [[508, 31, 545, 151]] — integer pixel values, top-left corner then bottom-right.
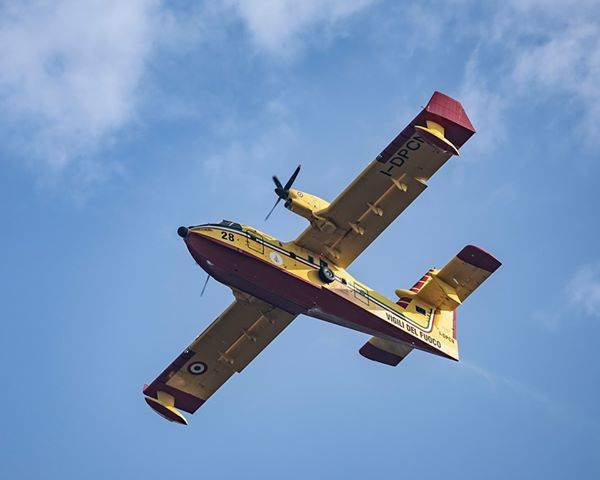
[[269, 251, 284, 266], [188, 361, 207, 375]]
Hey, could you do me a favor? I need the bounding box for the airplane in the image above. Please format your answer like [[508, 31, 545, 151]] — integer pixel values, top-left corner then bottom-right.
[[143, 91, 501, 425]]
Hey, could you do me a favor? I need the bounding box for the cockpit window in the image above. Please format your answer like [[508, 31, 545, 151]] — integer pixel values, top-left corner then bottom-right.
[[218, 220, 243, 231]]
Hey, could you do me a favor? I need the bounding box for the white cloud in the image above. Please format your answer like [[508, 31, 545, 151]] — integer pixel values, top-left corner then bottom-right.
[[0, 0, 378, 187], [226, 0, 376, 56], [510, 21, 600, 138], [458, 52, 506, 155], [453, 1, 600, 148], [567, 264, 600, 318], [5, 0, 599, 189], [0, 0, 160, 172]]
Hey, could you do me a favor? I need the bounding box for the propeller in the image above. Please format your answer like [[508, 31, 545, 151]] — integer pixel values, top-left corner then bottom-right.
[[265, 165, 301, 221]]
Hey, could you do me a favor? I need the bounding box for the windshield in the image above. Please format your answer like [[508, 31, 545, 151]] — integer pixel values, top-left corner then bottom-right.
[[217, 220, 243, 231]]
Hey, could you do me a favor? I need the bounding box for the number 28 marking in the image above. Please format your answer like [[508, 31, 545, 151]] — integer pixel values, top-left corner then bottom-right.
[[221, 231, 235, 242]]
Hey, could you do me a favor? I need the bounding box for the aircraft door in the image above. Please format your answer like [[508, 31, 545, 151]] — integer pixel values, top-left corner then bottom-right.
[[246, 229, 264, 254], [353, 281, 370, 306]]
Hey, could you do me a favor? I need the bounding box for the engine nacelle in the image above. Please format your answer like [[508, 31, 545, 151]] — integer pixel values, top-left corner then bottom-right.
[[284, 189, 330, 223]]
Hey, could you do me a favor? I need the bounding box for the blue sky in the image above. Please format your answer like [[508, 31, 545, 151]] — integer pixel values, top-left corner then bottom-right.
[[1, 1, 599, 478]]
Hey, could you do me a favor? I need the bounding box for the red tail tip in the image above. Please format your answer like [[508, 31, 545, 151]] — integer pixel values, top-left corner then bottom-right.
[[457, 245, 501, 273]]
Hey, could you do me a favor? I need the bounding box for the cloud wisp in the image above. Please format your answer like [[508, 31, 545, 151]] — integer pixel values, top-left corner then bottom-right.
[[0, 0, 160, 177], [530, 262, 600, 333], [456, 1, 600, 150], [0, 0, 379, 191], [3, 0, 599, 193], [461, 360, 559, 415], [458, 51, 507, 156], [566, 264, 600, 319], [226, 0, 377, 57]]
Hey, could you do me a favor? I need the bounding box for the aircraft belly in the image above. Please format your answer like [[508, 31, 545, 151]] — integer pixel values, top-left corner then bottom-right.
[[185, 233, 316, 315]]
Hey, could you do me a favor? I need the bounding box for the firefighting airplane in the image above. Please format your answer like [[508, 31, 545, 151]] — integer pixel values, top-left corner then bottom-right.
[[143, 91, 501, 424]]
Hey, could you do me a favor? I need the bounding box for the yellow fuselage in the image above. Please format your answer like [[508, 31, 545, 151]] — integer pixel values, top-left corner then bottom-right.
[[183, 221, 458, 360]]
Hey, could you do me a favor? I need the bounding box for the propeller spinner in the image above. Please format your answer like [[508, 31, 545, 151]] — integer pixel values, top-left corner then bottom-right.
[[265, 165, 301, 221]]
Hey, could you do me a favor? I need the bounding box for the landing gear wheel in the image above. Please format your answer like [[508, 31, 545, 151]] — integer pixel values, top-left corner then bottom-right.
[[319, 265, 335, 283]]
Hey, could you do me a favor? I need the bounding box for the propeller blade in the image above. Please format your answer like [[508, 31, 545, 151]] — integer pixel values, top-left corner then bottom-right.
[[200, 274, 211, 297], [283, 165, 301, 191], [267, 165, 301, 221], [264, 197, 282, 221], [272, 175, 284, 191]]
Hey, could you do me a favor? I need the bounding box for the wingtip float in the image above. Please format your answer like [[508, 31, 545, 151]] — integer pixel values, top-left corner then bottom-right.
[[414, 122, 460, 156], [143, 91, 500, 425], [144, 391, 188, 425]]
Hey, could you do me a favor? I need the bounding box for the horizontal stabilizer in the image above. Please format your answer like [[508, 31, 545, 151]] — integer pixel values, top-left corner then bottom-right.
[[408, 245, 500, 310], [359, 337, 413, 366]]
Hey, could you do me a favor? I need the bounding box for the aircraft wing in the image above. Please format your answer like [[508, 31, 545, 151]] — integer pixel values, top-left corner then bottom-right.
[[143, 292, 296, 424], [294, 91, 475, 268]]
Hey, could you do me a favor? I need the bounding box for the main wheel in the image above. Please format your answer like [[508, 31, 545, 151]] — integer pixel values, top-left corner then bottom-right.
[[318, 265, 335, 283]]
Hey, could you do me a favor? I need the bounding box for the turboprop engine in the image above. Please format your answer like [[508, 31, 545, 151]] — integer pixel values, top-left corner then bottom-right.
[[265, 165, 330, 223], [284, 188, 330, 223]]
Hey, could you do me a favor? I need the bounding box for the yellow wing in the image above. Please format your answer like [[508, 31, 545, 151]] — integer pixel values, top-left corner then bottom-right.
[[294, 91, 475, 268], [143, 291, 296, 424]]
